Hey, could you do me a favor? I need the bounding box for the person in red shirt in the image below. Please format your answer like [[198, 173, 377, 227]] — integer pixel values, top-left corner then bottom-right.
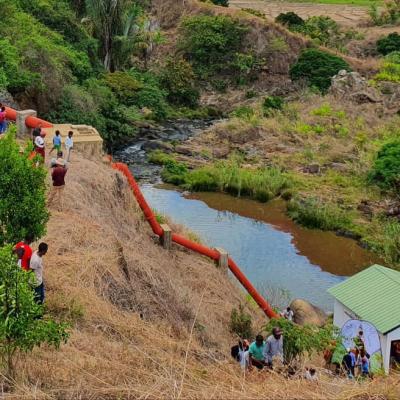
[[13, 234, 34, 271], [48, 159, 67, 211]]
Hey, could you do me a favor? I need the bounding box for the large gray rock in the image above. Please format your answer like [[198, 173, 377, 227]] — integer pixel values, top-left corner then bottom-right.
[[290, 299, 328, 327], [330, 70, 381, 104], [0, 89, 19, 108]]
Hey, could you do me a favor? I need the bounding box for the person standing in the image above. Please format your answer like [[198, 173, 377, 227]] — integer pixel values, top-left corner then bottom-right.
[[249, 335, 266, 370], [283, 307, 294, 321], [34, 130, 46, 162], [65, 131, 74, 162], [30, 242, 48, 305], [49, 130, 62, 155], [13, 235, 34, 271], [342, 348, 356, 378], [263, 327, 284, 367], [48, 159, 67, 211], [0, 106, 7, 135]]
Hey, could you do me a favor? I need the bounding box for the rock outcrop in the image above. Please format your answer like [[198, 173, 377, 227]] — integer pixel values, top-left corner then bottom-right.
[[330, 70, 381, 104], [290, 299, 328, 327]]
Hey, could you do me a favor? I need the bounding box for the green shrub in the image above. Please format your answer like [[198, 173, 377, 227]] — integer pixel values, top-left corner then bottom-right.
[[377, 32, 400, 55], [264, 318, 337, 364], [161, 160, 189, 185], [301, 16, 340, 47], [263, 96, 284, 116], [290, 49, 350, 93], [179, 15, 248, 78], [0, 130, 49, 245], [369, 1, 400, 26], [160, 57, 200, 108], [148, 150, 175, 165], [104, 72, 142, 104], [287, 198, 353, 231], [380, 220, 400, 265], [230, 106, 255, 120], [242, 8, 265, 18], [211, 0, 229, 5], [0, 246, 69, 378], [230, 305, 253, 339], [374, 54, 400, 82], [275, 12, 304, 28], [369, 140, 400, 192]]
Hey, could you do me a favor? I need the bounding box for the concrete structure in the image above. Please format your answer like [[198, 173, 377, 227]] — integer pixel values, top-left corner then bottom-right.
[[16, 109, 37, 137], [215, 247, 229, 271], [160, 224, 172, 250], [328, 265, 400, 373], [44, 124, 103, 159]]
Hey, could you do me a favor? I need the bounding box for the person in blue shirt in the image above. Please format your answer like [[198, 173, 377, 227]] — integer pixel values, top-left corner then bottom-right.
[[50, 130, 62, 155]]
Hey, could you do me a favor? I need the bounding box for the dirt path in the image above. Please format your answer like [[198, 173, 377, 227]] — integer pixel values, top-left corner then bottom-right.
[[230, 0, 370, 26]]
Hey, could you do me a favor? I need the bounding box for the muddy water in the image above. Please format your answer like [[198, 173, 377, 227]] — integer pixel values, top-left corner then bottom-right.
[[141, 185, 381, 312]]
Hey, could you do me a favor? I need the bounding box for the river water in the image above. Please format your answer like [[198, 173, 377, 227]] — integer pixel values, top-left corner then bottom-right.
[[115, 121, 380, 312]]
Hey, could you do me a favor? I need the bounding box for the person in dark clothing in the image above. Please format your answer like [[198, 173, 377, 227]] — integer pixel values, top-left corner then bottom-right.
[[342, 348, 355, 378], [47, 159, 67, 211]]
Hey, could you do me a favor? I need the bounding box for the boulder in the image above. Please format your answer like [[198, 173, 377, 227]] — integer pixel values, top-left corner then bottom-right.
[[303, 164, 320, 174], [290, 299, 328, 327], [330, 70, 381, 104]]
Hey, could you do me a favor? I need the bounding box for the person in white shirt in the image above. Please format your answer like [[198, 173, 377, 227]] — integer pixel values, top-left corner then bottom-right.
[[263, 327, 284, 367], [30, 242, 48, 304], [65, 130, 74, 162], [283, 307, 294, 322], [34, 131, 46, 163], [238, 339, 250, 370]]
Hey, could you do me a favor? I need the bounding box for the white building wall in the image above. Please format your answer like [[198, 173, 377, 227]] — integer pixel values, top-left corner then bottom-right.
[[332, 300, 400, 374]]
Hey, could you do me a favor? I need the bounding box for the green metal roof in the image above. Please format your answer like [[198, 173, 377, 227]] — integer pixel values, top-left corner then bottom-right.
[[328, 265, 400, 334]]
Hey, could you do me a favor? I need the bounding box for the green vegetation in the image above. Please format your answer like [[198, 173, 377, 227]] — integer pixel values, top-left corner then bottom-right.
[[155, 154, 292, 202], [377, 32, 400, 55], [179, 15, 255, 81], [287, 198, 353, 231], [264, 318, 338, 364], [369, 140, 400, 193], [0, 246, 69, 378], [263, 96, 285, 116], [374, 51, 400, 82], [0, 130, 48, 245], [210, 0, 229, 5], [290, 49, 351, 92], [230, 305, 253, 339], [369, 0, 400, 25], [275, 12, 305, 28]]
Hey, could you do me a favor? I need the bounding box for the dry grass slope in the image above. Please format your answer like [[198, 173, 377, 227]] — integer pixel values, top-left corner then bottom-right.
[[3, 152, 397, 399]]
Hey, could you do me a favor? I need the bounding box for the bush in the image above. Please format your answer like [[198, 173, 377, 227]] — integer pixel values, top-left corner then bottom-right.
[[301, 16, 340, 47], [161, 160, 189, 185], [369, 140, 400, 192], [264, 318, 337, 364], [230, 305, 253, 339], [160, 57, 200, 108], [104, 72, 142, 104], [377, 32, 400, 55], [211, 0, 229, 5], [290, 49, 350, 93], [179, 15, 248, 78], [275, 12, 304, 28], [369, 1, 400, 26], [0, 245, 69, 378], [287, 198, 353, 231], [374, 52, 400, 82], [263, 96, 284, 116], [0, 130, 49, 245]]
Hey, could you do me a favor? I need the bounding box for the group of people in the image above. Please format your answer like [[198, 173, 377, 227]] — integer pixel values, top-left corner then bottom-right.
[[32, 128, 74, 211], [14, 235, 49, 305], [232, 327, 284, 372], [342, 330, 371, 379], [33, 126, 74, 164]]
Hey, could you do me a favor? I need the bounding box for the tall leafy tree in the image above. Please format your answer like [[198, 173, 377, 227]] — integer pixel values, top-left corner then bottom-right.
[[84, 0, 145, 71], [0, 129, 49, 245]]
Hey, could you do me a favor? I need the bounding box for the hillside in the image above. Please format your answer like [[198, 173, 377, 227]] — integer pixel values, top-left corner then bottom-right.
[[5, 151, 396, 399]]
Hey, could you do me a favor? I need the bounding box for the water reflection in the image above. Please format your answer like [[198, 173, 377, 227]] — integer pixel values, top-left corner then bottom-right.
[[141, 185, 381, 312]]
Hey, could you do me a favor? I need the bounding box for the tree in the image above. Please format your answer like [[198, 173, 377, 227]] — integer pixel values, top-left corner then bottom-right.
[[0, 129, 49, 246], [84, 0, 154, 71], [377, 32, 400, 56], [290, 49, 350, 93], [0, 246, 69, 377]]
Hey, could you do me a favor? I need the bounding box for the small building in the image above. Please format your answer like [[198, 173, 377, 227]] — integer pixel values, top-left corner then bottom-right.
[[328, 265, 400, 374]]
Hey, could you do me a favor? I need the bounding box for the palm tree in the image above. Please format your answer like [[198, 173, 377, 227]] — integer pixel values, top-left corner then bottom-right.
[[84, 0, 141, 71]]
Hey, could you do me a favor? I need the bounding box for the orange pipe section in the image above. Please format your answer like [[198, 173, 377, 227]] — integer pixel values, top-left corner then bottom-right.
[[3, 106, 53, 129], [111, 160, 279, 320]]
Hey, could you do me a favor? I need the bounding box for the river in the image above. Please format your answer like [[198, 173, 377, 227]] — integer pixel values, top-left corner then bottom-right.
[[114, 120, 380, 312]]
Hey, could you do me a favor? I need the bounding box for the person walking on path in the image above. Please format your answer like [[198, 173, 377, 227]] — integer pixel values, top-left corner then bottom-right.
[[65, 131, 74, 162], [14, 235, 34, 271], [49, 130, 62, 155], [0, 106, 7, 135], [48, 159, 67, 211], [30, 242, 48, 305], [34, 130, 46, 162], [263, 327, 284, 368], [249, 335, 266, 370], [283, 307, 294, 321]]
